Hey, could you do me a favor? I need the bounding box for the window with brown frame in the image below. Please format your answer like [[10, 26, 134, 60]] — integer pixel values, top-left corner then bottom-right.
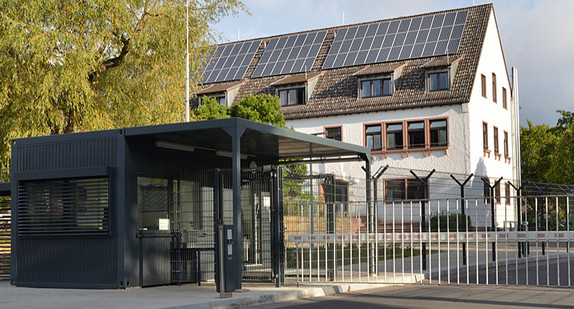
[[504, 131, 509, 158], [495, 181, 501, 204], [483, 122, 489, 151], [365, 118, 448, 152], [361, 77, 392, 98], [325, 126, 342, 141], [407, 121, 425, 149], [386, 123, 403, 150], [427, 71, 449, 92], [505, 182, 511, 205], [365, 124, 382, 151], [279, 87, 305, 106], [502, 87, 508, 109], [384, 178, 428, 201], [492, 73, 497, 103], [481, 74, 487, 98], [483, 178, 491, 204], [494, 126, 499, 154], [430, 119, 448, 147]]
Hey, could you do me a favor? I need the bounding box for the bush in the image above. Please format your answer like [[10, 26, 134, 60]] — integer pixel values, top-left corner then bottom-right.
[[430, 213, 471, 232]]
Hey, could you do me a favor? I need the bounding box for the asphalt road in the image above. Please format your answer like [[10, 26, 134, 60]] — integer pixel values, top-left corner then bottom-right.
[[248, 284, 574, 309]]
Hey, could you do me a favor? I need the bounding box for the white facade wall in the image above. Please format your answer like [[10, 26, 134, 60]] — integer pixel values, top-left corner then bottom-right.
[[467, 9, 516, 228]]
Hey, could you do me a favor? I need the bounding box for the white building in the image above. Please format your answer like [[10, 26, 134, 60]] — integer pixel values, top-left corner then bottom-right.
[[194, 4, 518, 229]]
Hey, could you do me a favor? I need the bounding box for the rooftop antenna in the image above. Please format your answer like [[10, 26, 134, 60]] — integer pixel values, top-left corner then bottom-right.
[[185, 0, 190, 122]]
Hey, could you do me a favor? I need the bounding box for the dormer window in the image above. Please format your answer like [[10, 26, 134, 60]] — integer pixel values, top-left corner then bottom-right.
[[279, 87, 305, 106], [361, 77, 392, 98], [272, 72, 323, 107], [427, 71, 449, 92]]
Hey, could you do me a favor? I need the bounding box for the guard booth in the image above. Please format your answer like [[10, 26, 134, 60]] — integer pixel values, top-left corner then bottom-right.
[[9, 118, 370, 289]]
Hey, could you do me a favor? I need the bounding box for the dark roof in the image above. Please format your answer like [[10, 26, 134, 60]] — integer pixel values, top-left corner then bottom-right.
[[197, 4, 493, 120], [123, 118, 370, 161], [198, 80, 245, 95], [421, 55, 465, 68], [353, 63, 407, 76], [270, 72, 323, 86]]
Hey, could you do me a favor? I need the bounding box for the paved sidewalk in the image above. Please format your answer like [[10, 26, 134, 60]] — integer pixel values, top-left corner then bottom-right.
[[0, 280, 409, 309]]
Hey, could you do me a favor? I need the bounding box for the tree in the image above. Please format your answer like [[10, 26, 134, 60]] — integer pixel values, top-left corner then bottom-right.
[[0, 0, 246, 170], [520, 121, 557, 183], [192, 96, 230, 120], [230, 94, 286, 127], [521, 110, 574, 185]]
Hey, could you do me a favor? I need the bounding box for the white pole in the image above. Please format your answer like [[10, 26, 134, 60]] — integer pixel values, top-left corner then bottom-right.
[[185, 1, 190, 122]]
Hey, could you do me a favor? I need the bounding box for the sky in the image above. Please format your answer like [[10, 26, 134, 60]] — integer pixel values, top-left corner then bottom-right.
[[213, 0, 574, 127]]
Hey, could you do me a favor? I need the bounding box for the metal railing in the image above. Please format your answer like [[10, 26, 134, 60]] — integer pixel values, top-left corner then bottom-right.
[[286, 195, 574, 287]]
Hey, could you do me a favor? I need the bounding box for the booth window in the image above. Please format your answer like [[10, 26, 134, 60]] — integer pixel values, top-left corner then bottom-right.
[[17, 177, 110, 236], [137, 178, 169, 231]]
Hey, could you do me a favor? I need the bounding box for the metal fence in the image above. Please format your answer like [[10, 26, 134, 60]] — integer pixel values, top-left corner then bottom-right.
[[286, 193, 574, 287], [0, 197, 10, 280]]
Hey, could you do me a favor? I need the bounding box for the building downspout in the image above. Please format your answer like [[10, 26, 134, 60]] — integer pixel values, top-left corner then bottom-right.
[[511, 67, 521, 185]]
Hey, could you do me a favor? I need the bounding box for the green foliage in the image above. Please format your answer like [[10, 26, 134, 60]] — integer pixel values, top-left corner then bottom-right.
[[283, 164, 308, 198], [192, 97, 230, 120], [0, 0, 246, 171], [430, 213, 471, 232], [520, 121, 558, 183], [520, 110, 574, 184], [229, 94, 286, 127]]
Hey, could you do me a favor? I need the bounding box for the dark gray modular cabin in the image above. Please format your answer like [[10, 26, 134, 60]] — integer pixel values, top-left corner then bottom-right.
[[10, 118, 370, 289]]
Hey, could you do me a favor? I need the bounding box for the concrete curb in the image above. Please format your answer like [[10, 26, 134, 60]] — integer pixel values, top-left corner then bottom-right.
[[167, 283, 397, 309]]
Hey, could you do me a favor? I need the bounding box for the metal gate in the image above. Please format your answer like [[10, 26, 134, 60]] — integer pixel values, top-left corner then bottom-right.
[[286, 194, 574, 287], [170, 168, 284, 285]]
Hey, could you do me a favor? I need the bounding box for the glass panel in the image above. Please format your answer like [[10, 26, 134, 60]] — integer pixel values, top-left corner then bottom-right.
[[279, 90, 288, 106], [138, 178, 169, 231], [429, 73, 438, 91], [408, 121, 425, 148], [372, 79, 381, 96], [288, 89, 297, 105], [362, 80, 371, 97], [366, 125, 381, 133], [383, 79, 392, 96], [326, 127, 341, 141]]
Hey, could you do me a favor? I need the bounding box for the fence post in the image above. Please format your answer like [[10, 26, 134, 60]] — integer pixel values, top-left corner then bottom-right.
[[411, 169, 435, 271], [482, 177, 503, 262], [451, 174, 473, 266], [508, 181, 525, 257], [370, 165, 388, 276]]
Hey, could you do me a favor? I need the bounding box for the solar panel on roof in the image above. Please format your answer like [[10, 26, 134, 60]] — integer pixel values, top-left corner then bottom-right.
[[201, 40, 261, 84], [323, 9, 468, 69], [252, 31, 327, 78]]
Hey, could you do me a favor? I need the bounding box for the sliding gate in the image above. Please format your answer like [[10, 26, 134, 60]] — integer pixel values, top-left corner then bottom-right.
[[287, 194, 574, 287]]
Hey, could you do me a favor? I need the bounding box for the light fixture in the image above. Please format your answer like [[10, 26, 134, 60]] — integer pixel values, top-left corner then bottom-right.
[[215, 150, 248, 160], [155, 140, 195, 153]]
